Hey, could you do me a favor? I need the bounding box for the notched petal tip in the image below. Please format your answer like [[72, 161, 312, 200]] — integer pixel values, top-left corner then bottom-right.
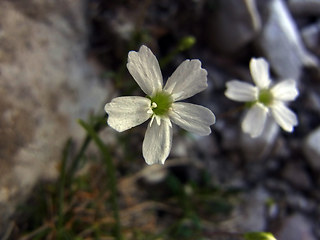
[[139, 45, 150, 53], [127, 45, 150, 59]]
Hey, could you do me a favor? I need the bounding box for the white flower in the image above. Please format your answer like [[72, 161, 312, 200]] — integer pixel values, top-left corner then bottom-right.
[[105, 45, 216, 165], [225, 57, 299, 138]]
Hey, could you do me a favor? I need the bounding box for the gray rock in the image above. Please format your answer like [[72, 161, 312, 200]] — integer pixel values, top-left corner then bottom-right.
[[266, 179, 291, 193], [282, 163, 312, 189], [303, 126, 320, 170], [257, 0, 318, 80], [307, 92, 320, 114], [0, 0, 107, 234], [276, 214, 316, 240], [222, 125, 239, 150], [195, 134, 219, 157], [301, 21, 320, 56], [206, 0, 261, 53], [170, 133, 193, 157], [228, 187, 268, 231], [286, 192, 316, 212], [288, 0, 320, 17]]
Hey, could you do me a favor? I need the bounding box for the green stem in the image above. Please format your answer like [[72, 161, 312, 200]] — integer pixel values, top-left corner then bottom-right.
[[78, 119, 123, 240], [66, 114, 106, 186], [57, 139, 71, 234], [66, 135, 91, 186]]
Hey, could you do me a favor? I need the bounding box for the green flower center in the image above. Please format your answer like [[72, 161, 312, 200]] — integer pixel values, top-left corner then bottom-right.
[[258, 89, 273, 106], [149, 91, 173, 116]]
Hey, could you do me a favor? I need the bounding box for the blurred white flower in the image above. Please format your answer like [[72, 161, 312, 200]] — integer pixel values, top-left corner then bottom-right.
[[225, 58, 298, 138], [105, 45, 215, 165]]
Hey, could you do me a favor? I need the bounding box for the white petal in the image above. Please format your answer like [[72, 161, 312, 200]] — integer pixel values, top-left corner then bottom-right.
[[242, 103, 268, 138], [143, 118, 172, 165], [105, 96, 152, 132], [225, 80, 258, 102], [127, 45, 163, 96], [169, 102, 215, 136], [250, 58, 271, 89], [271, 101, 298, 132], [163, 59, 207, 101], [271, 79, 299, 101]]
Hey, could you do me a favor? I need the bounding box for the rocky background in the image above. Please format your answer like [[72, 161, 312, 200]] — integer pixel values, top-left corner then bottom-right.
[[0, 0, 107, 236], [1, 0, 320, 239]]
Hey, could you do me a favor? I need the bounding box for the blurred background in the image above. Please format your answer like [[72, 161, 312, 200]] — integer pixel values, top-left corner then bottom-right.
[[0, 0, 319, 239]]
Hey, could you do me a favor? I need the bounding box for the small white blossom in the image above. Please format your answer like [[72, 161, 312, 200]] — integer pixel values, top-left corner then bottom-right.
[[105, 45, 216, 165], [225, 57, 299, 138]]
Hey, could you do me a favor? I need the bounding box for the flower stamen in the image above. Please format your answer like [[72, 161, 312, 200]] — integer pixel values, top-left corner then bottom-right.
[[149, 91, 173, 116], [258, 89, 273, 106]]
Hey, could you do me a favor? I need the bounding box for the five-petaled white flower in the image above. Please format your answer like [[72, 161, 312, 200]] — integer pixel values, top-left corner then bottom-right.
[[105, 45, 216, 165], [225, 57, 299, 138]]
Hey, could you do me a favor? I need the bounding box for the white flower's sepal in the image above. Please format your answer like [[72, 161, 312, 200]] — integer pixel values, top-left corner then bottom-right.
[[242, 103, 268, 138], [164, 59, 207, 101], [127, 45, 163, 96], [250, 58, 271, 89], [169, 102, 215, 136], [271, 101, 298, 132], [105, 96, 152, 132], [225, 80, 258, 102], [143, 118, 172, 165]]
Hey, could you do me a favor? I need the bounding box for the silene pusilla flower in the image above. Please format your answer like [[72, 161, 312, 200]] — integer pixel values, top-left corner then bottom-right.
[[225, 57, 299, 138], [105, 45, 216, 165]]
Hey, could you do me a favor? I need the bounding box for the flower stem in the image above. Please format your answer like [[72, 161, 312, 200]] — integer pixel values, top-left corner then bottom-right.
[[57, 139, 71, 234], [78, 119, 123, 240], [66, 114, 106, 187], [66, 135, 91, 186]]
